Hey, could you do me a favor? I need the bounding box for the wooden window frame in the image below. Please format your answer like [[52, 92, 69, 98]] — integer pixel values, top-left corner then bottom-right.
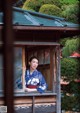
[[14, 41, 60, 96]]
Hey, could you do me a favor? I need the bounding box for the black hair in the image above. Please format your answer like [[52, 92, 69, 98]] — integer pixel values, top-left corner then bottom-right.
[[29, 56, 39, 62]]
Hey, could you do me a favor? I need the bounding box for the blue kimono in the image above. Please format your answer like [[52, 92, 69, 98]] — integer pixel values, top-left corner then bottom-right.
[[16, 69, 47, 93], [25, 69, 47, 93]]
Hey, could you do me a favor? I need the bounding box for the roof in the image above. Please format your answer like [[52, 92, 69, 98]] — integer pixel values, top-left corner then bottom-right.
[[70, 52, 80, 57], [0, 7, 79, 28], [0, 7, 79, 40]]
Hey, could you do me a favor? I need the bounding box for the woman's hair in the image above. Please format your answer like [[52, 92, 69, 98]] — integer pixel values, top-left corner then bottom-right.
[[29, 56, 39, 62]]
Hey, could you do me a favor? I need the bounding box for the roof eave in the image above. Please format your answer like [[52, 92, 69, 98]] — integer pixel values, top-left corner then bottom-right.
[[0, 25, 79, 30]]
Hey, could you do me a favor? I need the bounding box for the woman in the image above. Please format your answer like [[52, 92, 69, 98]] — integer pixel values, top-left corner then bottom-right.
[[18, 56, 47, 93]]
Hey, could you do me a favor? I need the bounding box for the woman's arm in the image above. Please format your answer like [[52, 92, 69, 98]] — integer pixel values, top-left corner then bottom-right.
[[37, 72, 47, 93], [24, 87, 37, 92]]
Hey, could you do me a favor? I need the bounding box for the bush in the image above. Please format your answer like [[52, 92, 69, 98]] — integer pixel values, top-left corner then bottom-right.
[[60, 0, 78, 5], [61, 3, 79, 23], [40, 0, 61, 7], [62, 38, 80, 57], [61, 94, 76, 111], [22, 0, 61, 12], [39, 4, 61, 16], [22, 6, 35, 11], [61, 58, 79, 81], [22, 0, 42, 11], [61, 82, 80, 111]]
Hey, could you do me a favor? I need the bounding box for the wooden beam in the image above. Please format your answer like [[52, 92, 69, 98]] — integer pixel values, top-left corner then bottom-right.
[[0, 41, 60, 46], [0, 25, 79, 31], [13, 26, 79, 31], [14, 41, 60, 46], [14, 96, 56, 105]]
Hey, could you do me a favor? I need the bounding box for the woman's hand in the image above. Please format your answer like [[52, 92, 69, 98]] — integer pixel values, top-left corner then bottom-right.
[[24, 88, 37, 92]]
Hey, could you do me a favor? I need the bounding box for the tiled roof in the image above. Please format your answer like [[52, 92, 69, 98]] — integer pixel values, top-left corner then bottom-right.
[[0, 7, 79, 28]]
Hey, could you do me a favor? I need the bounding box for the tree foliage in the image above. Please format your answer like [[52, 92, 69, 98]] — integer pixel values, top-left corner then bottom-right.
[[60, 0, 78, 5], [39, 4, 61, 16], [22, 0, 61, 12], [61, 3, 79, 23], [62, 38, 80, 57], [61, 38, 80, 111], [61, 94, 76, 111], [61, 57, 80, 111], [61, 58, 79, 81], [61, 92, 80, 111], [22, 0, 79, 24], [61, 80, 80, 111], [22, 0, 42, 11], [40, 0, 61, 7]]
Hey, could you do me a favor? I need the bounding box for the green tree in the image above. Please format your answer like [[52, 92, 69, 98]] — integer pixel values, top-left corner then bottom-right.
[[62, 37, 80, 57], [22, 0, 41, 11], [61, 3, 79, 23], [61, 57, 80, 111], [61, 58, 79, 81], [39, 4, 61, 16], [60, 0, 78, 5], [61, 37, 80, 111], [22, 0, 61, 12], [40, 0, 61, 7], [61, 94, 77, 111]]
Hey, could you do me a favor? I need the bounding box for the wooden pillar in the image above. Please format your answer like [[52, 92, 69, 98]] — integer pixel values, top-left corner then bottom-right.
[[53, 47, 57, 93], [22, 47, 26, 90], [50, 47, 54, 91], [56, 45, 61, 113], [2, 0, 14, 113]]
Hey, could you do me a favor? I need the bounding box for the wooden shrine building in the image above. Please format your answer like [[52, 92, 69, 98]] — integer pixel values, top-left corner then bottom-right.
[[0, 7, 79, 113]]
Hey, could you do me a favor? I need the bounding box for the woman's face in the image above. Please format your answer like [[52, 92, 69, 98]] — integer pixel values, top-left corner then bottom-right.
[[29, 58, 38, 71]]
